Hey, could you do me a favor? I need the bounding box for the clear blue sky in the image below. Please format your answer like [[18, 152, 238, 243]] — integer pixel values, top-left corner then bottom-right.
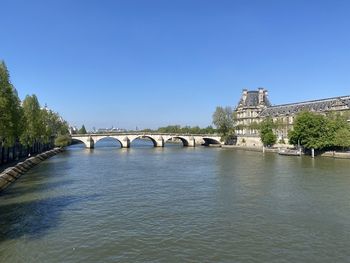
[[2, 0, 350, 130]]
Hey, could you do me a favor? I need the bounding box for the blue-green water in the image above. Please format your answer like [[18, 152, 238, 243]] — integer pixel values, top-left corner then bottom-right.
[[1, 139, 350, 262]]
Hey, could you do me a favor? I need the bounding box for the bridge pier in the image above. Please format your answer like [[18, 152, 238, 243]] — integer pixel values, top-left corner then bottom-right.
[[187, 136, 196, 147], [155, 136, 164, 147], [85, 137, 95, 149], [121, 136, 130, 148]]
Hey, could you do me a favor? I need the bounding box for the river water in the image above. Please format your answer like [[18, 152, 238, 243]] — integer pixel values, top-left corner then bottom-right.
[[0, 139, 350, 262]]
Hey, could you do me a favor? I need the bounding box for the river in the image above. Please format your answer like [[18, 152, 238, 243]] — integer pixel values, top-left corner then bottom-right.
[[1, 138, 350, 262]]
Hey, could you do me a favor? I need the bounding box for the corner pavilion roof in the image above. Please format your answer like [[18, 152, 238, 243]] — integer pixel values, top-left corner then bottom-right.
[[238, 91, 271, 108]]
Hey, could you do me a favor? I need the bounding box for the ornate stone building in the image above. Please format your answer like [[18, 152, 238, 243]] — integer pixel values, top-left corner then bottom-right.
[[235, 88, 350, 145], [235, 88, 270, 135]]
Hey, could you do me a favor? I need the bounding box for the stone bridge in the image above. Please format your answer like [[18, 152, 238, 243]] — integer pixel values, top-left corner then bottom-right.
[[71, 133, 222, 148]]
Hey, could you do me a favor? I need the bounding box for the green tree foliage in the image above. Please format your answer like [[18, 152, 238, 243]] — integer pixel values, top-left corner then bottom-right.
[[20, 96, 70, 148], [201, 125, 216, 134], [20, 95, 45, 146], [289, 112, 328, 149], [42, 108, 70, 141], [140, 128, 154, 132], [54, 134, 72, 147], [288, 111, 350, 150], [259, 118, 277, 146], [0, 60, 69, 149], [334, 128, 350, 150], [157, 125, 216, 134], [158, 125, 181, 133], [212, 106, 235, 140], [0, 61, 23, 146], [327, 114, 349, 146], [78, 124, 87, 134]]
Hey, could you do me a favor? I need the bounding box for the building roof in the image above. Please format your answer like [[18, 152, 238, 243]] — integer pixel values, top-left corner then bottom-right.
[[260, 96, 350, 117], [238, 91, 271, 108]]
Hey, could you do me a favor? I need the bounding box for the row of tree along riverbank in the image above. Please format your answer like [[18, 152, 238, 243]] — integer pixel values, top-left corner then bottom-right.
[[0, 148, 64, 192], [0, 60, 71, 167]]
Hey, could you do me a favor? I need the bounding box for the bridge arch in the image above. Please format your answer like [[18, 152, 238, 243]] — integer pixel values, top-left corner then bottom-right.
[[202, 137, 221, 146], [164, 136, 190, 147], [94, 136, 123, 147], [71, 138, 89, 148], [130, 135, 158, 147]]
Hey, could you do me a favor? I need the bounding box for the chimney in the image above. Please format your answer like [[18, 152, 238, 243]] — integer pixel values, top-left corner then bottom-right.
[[242, 89, 248, 103], [258, 87, 264, 104], [264, 89, 269, 99]]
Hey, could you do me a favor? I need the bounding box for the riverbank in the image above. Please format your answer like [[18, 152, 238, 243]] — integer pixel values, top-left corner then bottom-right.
[[222, 145, 350, 159], [222, 145, 279, 153], [0, 147, 64, 192], [321, 151, 350, 159]]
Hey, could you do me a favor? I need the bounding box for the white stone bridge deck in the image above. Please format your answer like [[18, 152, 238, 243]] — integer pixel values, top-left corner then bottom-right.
[[71, 133, 222, 148]]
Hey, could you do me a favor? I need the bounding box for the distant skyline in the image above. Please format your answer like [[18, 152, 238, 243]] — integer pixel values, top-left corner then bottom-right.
[[2, 0, 350, 130]]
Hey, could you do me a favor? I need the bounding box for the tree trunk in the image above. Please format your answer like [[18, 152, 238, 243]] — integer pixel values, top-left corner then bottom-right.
[[0, 145, 2, 165]]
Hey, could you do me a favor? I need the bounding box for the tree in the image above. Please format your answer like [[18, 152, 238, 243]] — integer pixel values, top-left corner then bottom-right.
[[259, 118, 277, 146], [20, 95, 45, 147], [288, 111, 333, 150], [334, 128, 350, 150], [42, 108, 70, 142], [202, 125, 216, 134], [0, 60, 70, 154], [141, 128, 154, 132], [78, 125, 87, 134], [288, 111, 350, 151], [157, 125, 216, 134], [54, 134, 72, 147], [189, 126, 201, 134], [212, 106, 235, 141], [0, 61, 23, 146], [327, 114, 349, 147]]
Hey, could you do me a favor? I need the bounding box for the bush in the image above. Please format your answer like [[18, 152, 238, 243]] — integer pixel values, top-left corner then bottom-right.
[[279, 139, 286, 144], [259, 118, 277, 146], [54, 134, 71, 147], [224, 134, 237, 145]]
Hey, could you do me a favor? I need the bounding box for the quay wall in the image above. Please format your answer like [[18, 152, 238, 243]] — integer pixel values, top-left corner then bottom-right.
[[236, 135, 293, 148], [0, 148, 64, 192], [222, 145, 279, 153], [321, 151, 350, 159], [224, 144, 350, 160]]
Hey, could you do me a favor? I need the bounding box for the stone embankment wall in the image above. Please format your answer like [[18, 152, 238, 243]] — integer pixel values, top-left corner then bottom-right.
[[236, 136, 263, 147], [222, 145, 279, 153], [236, 135, 294, 148], [0, 148, 64, 192], [321, 151, 350, 159]]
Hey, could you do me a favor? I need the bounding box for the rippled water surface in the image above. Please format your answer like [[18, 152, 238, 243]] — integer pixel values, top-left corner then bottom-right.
[[1, 139, 350, 262]]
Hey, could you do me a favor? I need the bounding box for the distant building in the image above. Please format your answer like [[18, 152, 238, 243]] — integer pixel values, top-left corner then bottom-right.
[[97, 127, 126, 133], [69, 126, 78, 135], [235, 88, 350, 145]]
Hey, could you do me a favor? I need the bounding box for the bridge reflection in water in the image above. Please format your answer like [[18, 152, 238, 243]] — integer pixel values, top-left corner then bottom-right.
[[71, 133, 222, 148]]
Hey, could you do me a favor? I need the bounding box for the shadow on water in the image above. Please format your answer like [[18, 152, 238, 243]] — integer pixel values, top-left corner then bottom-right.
[[0, 194, 99, 243], [0, 179, 75, 199]]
